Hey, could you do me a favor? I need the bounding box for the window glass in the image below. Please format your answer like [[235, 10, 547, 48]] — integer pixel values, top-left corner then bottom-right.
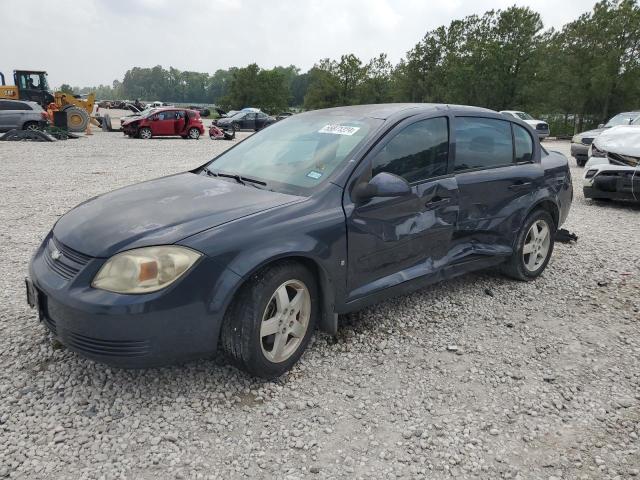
[[454, 117, 513, 171], [513, 124, 533, 162], [208, 112, 380, 194], [0, 101, 12, 111], [371, 117, 449, 183]]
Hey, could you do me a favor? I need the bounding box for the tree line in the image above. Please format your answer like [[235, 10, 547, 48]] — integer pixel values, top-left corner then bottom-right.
[[74, 0, 639, 132]]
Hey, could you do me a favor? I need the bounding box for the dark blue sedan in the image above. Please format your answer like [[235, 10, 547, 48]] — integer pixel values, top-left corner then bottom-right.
[[27, 104, 572, 378]]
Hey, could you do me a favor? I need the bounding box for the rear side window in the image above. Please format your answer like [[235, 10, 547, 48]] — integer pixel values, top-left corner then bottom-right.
[[454, 117, 513, 171], [372, 117, 449, 183], [513, 124, 533, 162], [0, 101, 31, 111]]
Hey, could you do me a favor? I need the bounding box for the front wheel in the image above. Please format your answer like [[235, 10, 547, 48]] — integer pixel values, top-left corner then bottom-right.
[[188, 128, 200, 139], [221, 261, 318, 378], [138, 127, 152, 139], [502, 210, 555, 281], [576, 158, 587, 167]]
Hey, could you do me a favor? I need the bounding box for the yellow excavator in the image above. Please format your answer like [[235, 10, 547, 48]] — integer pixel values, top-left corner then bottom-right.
[[0, 70, 95, 132]]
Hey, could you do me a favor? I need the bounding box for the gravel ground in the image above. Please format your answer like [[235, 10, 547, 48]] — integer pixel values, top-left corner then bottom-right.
[[0, 132, 638, 480]]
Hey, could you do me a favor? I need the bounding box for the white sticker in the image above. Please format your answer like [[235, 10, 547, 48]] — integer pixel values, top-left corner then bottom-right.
[[307, 170, 323, 179], [318, 124, 360, 136]]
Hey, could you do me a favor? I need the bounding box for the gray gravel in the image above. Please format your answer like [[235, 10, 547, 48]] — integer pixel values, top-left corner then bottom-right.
[[0, 132, 638, 480]]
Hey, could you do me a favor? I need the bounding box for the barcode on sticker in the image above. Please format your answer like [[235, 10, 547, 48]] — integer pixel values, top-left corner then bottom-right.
[[318, 124, 360, 136]]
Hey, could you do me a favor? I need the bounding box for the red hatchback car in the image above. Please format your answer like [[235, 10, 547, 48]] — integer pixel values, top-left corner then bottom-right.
[[122, 108, 205, 139]]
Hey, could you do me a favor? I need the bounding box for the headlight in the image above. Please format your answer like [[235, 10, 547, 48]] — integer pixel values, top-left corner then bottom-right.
[[92, 246, 201, 294], [590, 144, 607, 158], [572, 134, 582, 144]]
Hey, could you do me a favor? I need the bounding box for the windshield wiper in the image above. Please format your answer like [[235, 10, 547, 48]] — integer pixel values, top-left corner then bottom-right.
[[204, 168, 267, 188]]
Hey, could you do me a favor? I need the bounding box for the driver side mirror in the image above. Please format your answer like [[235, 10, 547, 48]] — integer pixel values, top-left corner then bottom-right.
[[353, 172, 411, 202], [598, 123, 604, 129]]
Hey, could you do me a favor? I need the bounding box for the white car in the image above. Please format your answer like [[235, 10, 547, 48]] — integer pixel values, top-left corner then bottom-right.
[[500, 111, 550, 140], [583, 119, 640, 202]]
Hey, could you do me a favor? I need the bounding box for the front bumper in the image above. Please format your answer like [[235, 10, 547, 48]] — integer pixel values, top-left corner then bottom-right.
[[583, 170, 637, 202], [28, 233, 234, 368]]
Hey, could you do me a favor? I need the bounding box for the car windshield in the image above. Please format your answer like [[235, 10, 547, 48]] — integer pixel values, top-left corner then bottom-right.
[[632, 116, 640, 126], [515, 112, 534, 120], [606, 113, 637, 127], [206, 112, 382, 195]]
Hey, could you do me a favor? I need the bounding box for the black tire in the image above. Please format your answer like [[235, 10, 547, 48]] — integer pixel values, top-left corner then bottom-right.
[[63, 106, 90, 133], [138, 127, 152, 139], [502, 209, 556, 281], [232, 122, 240, 132], [22, 121, 40, 131], [221, 261, 318, 378], [576, 158, 586, 167], [223, 129, 235, 140], [188, 127, 200, 140]]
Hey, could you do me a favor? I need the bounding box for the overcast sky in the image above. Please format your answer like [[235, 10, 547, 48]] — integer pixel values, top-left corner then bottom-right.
[[0, 0, 596, 88]]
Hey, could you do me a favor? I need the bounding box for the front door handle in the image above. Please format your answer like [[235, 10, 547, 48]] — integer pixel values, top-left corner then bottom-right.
[[425, 197, 451, 209], [508, 181, 533, 192]]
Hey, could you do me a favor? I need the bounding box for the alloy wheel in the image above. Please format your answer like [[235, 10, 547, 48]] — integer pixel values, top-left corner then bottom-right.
[[522, 219, 551, 272], [260, 279, 311, 363]]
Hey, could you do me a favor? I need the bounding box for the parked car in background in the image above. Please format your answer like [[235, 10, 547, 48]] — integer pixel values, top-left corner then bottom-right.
[[500, 111, 550, 140], [188, 106, 211, 117], [571, 111, 640, 167], [98, 100, 113, 109], [26, 104, 572, 377], [216, 110, 276, 131], [583, 118, 640, 202], [0, 99, 49, 132], [276, 112, 294, 121], [121, 107, 204, 139]]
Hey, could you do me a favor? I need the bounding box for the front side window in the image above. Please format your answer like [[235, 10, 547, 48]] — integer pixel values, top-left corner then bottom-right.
[[513, 124, 533, 163], [207, 112, 381, 194], [515, 112, 534, 120], [454, 117, 513, 171], [371, 117, 449, 183]]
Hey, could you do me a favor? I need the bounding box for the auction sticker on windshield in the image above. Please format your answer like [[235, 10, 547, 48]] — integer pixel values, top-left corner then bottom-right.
[[318, 124, 360, 136]]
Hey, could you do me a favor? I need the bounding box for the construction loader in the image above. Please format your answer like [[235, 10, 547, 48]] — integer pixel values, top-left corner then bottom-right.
[[0, 70, 95, 132]]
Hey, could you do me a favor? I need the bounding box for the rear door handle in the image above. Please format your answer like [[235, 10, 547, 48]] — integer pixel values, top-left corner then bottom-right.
[[508, 181, 533, 192]]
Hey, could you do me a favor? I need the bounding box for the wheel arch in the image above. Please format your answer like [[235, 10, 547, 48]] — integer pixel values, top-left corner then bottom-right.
[[528, 198, 560, 230], [222, 254, 338, 336]]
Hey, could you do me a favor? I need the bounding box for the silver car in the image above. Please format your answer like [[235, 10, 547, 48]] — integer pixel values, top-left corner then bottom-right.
[[571, 111, 640, 167], [0, 99, 48, 132]]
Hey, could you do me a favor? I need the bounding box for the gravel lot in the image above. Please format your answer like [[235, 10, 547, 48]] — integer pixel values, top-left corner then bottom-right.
[[1, 131, 638, 480]]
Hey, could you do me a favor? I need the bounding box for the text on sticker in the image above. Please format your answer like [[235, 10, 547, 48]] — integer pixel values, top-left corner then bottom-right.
[[318, 125, 360, 136]]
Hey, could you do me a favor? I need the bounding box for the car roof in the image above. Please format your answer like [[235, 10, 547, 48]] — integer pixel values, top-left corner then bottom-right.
[[305, 103, 494, 120]]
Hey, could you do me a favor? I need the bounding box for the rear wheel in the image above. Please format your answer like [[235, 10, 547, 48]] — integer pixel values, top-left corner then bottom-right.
[[23, 121, 40, 131], [576, 158, 587, 167], [188, 127, 200, 139], [221, 261, 318, 378], [502, 210, 555, 281], [138, 127, 152, 139], [232, 122, 240, 132]]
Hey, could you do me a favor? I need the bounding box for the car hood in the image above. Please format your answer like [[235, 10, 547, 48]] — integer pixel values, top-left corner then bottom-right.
[[593, 125, 640, 158], [577, 127, 606, 139], [53, 172, 302, 258]]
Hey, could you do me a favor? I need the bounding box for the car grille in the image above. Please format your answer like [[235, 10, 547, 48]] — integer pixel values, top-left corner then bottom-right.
[[581, 137, 594, 146], [42, 315, 151, 358], [608, 152, 639, 167], [43, 237, 92, 280]]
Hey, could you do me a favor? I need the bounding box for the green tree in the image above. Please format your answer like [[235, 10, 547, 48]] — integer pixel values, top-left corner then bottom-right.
[[59, 84, 74, 94]]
